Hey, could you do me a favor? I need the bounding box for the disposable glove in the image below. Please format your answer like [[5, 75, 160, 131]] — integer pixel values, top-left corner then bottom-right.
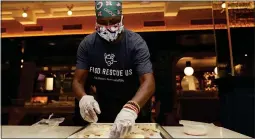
[[79, 95, 101, 123], [109, 108, 138, 138]]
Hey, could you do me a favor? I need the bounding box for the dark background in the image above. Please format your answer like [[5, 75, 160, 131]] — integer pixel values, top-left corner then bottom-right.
[[2, 27, 254, 112]]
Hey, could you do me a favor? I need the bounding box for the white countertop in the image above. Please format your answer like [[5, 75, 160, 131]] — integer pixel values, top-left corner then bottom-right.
[[1, 125, 251, 138], [1, 125, 82, 138], [163, 126, 251, 138]]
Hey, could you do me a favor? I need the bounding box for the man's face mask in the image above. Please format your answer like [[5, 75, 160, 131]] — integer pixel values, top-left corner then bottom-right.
[[95, 16, 124, 42]]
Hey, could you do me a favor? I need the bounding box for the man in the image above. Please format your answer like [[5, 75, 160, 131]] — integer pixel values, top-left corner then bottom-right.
[[72, 1, 155, 138]]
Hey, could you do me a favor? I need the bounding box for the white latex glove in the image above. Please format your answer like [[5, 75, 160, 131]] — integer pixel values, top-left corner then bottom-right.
[[109, 108, 138, 138], [79, 95, 101, 123]]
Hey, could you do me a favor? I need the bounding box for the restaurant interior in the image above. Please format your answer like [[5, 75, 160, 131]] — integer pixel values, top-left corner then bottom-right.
[[1, 1, 254, 138]]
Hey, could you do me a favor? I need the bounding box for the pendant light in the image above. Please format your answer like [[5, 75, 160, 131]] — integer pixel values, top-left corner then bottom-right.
[[184, 61, 194, 76], [214, 67, 218, 75]]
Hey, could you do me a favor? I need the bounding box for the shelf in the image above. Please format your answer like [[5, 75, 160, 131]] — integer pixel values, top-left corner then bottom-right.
[[37, 70, 75, 74], [32, 92, 73, 96], [36, 65, 76, 73]]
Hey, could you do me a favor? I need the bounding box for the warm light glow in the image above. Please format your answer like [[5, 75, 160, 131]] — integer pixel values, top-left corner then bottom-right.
[[20, 65, 23, 68], [221, 3, 226, 9], [214, 67, 218, 75], [184, 67, 194, 76], [245, 54, 248, 57], [21, 59, 24, 63], [22, 12, 28, 18], [21, 47, 25, 53], [71, 66, 76, 70], [45, 77, 54, 91], [67, 10, 72, 16], [234, 64, 243, 75], [31, 96, 48, 104], [43, 67, 49, 71]]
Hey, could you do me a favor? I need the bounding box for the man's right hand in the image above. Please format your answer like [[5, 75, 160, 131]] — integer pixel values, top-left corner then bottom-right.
[[79, 95, 101, 123]]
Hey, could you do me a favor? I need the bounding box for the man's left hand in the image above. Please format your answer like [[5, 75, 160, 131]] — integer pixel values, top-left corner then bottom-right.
[[109, 108, 138, 138]]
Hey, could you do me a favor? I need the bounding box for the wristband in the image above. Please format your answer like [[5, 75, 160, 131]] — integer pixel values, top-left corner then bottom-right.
[[127, 101, 140, 112], [123, 104, 139, 114]]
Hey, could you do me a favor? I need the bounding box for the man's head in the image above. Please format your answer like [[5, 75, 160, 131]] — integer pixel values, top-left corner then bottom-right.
[[95, 1, 124, 42]]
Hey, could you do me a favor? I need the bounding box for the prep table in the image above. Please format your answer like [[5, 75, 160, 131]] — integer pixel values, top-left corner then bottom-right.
[[1, 125, 251, 138]]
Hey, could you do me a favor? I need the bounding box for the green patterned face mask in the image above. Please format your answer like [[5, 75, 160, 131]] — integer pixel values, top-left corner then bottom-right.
[[95, 1, 122, 18], [95, 1, 124, 42]]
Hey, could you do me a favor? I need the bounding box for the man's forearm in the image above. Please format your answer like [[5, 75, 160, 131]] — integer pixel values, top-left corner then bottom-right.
[[131, 74, 155, 108], [72, 80, 87, 100]]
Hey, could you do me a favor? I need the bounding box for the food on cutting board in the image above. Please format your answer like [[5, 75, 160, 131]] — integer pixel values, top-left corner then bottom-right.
[[77, 125, 111, 138], [129, 124, 161, 138], [69, 124, 161, 138], [125, 134, 145, 138]]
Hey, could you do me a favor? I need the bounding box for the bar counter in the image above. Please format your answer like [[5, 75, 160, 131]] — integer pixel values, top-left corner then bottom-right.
[[1, 125, 251, 138]]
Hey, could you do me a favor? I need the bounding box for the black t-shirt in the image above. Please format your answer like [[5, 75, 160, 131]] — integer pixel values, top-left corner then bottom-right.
[[75, 29, 153, 123]]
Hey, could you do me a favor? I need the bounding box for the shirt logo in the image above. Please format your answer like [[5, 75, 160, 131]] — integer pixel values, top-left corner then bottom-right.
[[104, 53, 117, 66]]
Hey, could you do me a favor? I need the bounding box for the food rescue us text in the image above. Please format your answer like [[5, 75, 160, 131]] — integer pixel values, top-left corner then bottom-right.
[[89, 67, 132, 77]]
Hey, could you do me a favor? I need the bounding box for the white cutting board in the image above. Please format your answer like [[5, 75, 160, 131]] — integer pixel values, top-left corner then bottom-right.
[[2, 125, 82, 138]]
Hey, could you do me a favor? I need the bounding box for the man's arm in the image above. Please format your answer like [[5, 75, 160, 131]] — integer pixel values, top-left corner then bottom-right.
[[109, 36, 155, 138], [72, 38, 90, 100], [132, 73, 155, 108], [131, 37, 155, 108], [73, 69, 88, 100]]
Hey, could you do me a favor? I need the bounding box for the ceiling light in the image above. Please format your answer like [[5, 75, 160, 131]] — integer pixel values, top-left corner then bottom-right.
[[22, 7, 29, 18], [221, 2, 226, 9], [67, 4, 74, 16], [22, 12, 28, 18], [245, 54, 248, 57], [67, 10, 72, 16], [21, 65, 23, 68], [21, 59, 24, 63]]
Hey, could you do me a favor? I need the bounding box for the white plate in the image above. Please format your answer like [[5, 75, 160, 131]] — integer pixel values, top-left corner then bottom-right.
[[180, 120, 214, 136]]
